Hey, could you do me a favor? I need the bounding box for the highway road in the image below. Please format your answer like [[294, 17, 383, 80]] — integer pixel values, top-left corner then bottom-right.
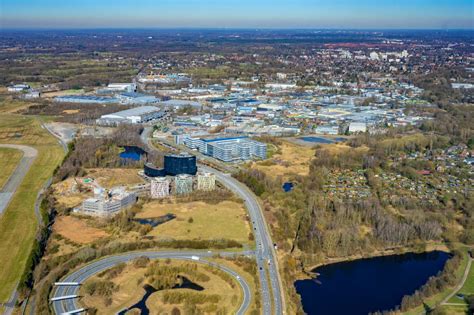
[[141, 127, 284, 314], [201, 165, 284, 315], [0, 144, 38, 215], [52, 251, 253, 315]]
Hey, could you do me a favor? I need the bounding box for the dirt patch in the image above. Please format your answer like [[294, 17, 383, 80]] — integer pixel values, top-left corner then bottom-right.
[[54, 216, 108, 244], [62, 109, 80, 114]]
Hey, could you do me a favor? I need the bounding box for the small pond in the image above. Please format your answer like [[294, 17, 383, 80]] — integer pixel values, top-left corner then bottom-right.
[[119, 146, 147, 161], [282, 182, 294, 192], [134, 213, 176, 227], [118, 276, 204, 315]]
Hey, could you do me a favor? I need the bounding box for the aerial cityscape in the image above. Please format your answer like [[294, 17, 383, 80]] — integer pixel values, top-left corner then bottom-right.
[[0, 1, 473, 315]]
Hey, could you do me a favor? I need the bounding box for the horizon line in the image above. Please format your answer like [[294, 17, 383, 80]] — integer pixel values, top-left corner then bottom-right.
[[1, 26, 473, 32]]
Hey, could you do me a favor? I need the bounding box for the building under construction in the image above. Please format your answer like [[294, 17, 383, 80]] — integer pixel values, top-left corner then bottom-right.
[[175, 174, 193, 195], [151, 177, 170, 199], [197, 172, 216, 191]]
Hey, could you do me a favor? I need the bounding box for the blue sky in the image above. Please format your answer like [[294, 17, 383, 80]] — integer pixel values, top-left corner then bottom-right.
[[1, 0, 473, 29]]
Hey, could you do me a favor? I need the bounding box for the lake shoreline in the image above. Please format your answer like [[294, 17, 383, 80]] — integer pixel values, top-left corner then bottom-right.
[[296, 242, 450, 280]]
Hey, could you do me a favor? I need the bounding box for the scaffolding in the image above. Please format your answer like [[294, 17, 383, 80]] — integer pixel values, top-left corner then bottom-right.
[[197, 172, 216, 191], [150, 177, 170, 199], [175, 174, 193, 195]]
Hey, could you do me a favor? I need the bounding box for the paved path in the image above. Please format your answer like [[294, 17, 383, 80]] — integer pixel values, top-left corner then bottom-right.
[[52, 250, 253, 315], [440, 257, 473, 306], [0, 144, 38, 215]]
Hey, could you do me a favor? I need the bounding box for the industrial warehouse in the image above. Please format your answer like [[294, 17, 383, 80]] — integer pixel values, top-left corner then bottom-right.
[[97, 106, 165, 125]]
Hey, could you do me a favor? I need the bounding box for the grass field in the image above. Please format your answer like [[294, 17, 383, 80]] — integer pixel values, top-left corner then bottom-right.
[[80, 259, 242, 314], [452, 258, 474, 296], [0, 114, 64, 302], [136, 200, 252, 245], [0, 147, 23, 189], [0, 96, 32, 114]]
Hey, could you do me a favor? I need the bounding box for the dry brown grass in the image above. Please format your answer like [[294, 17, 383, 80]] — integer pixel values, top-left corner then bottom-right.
[[62, 109, 80, 114], [136, 200, 252, 244], [251, 141, 315, 178], [322, 143, 369, 155], [86, 168, 145, 188], [54, 216, 108, 244], [41, 89, 84, 98]]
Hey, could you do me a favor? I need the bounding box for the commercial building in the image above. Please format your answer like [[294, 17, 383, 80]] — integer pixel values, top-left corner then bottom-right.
[[151, 177, 170, 199], [348, 122, 368, 133], [54, 95, 119, 104], [143, 153, 197, 178], [164, 153, 197, 176], [144, 163, 167, 177], [106, 83, 137, 92], [97, 106, 165, 125], [197, 172, 216, 191], [181, 135, 267, 162], [80, 187, 137, 217], [117, 92, 160, 105], [8, 84, 30, 92], [161, 99, 202, 109], [175, 174, 193, 195]]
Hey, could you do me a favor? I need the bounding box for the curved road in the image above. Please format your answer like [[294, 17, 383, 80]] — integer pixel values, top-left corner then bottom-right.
[[52, 251, 253, 315], [141, 127, 284, 314], [0, 144, 38, 215]]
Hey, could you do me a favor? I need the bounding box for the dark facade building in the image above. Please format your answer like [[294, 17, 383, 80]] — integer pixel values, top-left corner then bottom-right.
[[164, 153, 197, 176], [144, 163, 166, 177], [144, 153, 197, 177]]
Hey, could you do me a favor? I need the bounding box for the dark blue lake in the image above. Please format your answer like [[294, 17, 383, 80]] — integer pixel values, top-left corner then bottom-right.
[[119, 146, 146, 161], [299, 136, 346, 144], [295, 251, 450, 315]]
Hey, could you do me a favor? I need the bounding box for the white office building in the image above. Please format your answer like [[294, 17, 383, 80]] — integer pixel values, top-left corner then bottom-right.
[[180, 135, 267, 162], [151, 177, 170, 199], [80, 187, 137, 217]]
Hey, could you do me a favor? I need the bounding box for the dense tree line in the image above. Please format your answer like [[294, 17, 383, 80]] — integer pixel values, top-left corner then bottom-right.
[[53, 124, 158, 182]]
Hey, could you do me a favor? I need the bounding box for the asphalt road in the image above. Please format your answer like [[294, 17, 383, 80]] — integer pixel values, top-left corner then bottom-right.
[[0, 144, 38, 215], [200, 165, 284, 315], [52, 251, 253, 315], [141, 127, 284, 314]]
